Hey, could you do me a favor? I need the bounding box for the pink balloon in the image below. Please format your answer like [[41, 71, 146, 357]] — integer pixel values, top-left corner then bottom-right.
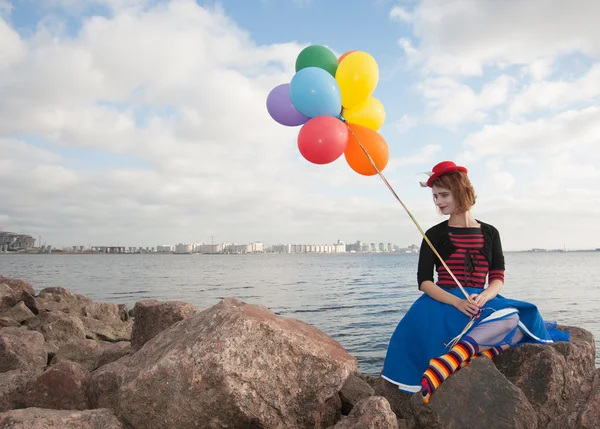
[[297, 116, 349, 165]]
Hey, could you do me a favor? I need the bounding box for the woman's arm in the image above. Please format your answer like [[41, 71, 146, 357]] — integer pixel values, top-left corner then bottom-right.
[[420, 280, 459, 305], [471, 279, 503, 306], [421, 281, 479, 317]]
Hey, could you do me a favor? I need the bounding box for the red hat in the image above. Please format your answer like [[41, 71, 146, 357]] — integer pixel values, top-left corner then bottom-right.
[[425, 161, 467, 187]]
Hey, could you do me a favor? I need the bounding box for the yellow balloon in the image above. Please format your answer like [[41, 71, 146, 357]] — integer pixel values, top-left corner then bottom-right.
[[342, 96, 385, 130], [335, 51, 379, 109]]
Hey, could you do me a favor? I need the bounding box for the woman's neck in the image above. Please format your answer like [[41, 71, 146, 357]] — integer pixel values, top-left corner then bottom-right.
[[448, 211, 479, 228]]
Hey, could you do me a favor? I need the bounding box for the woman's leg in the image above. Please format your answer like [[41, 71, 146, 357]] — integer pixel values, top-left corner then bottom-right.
[[467, 313, 523, 358], [421, 313, 522, 403]]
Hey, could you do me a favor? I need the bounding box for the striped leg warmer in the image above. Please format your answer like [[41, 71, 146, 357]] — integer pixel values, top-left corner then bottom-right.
[[460, 344, 510, 367], [421, 341, 478, 403]]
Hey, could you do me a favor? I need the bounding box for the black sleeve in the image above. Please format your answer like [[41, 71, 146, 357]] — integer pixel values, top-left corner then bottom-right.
[[417, 232, 435, 289], [490, 227, 505, 271]]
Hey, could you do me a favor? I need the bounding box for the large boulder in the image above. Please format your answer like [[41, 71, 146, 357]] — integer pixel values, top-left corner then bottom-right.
[[51, 339, 105, 371], [411, 357, 539, 429], [35, 287, 93, 315], [90, 297, 356, 429], [24, 311, 86, 347], [80, 317, 132, 342], [36, 287, 129, 324], [547, 368, 600, 429], [0, 283, 37, 316], [0, 408, 125, 428], [339, 373, 375, 415], [0, 284, 21, 312], [330, 397, 398, 429], [97, 341, 131, 368], [50, 339, 131, 371], [0, 276, 35, 296], [372, 377, 413, 421], [0, 301, 35, 324], [0, 370, 38, 411], [82, 302, 123, 324], [130, 299, 199, 351], [23, 360, 90, 410], [0, 327, 47, 373], [494, 325, 596, 427]]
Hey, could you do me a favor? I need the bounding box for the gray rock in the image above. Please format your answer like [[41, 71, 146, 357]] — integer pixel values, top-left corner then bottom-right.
[[494, 325, 595, 427], [0, 370, 39, 411], [25, 311, 86, 347], [0, 328, 47, 373], [51, 339, 105, 371], [330, 396, 398, 429], [97, 341, 131, 368], [130, 299, 199, 351], [414, 358, 539, 429], [340, 373, 375, 415], [90, 297, 356, 429], [23, 360, 90, 410], [0, 301, 35, 324], [0, 407, 125, 428]]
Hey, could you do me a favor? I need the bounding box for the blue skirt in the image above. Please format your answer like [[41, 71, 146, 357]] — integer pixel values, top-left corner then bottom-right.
[[381, 287, 569, 393]]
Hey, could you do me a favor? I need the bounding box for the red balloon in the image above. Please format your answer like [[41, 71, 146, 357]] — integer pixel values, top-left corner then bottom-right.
[[297, 116, 349, 165]]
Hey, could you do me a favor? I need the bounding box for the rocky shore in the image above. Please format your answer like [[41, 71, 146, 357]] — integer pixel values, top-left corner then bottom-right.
[[0, 274, 598, 429]]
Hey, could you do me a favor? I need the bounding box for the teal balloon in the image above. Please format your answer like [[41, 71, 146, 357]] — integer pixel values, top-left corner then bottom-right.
[[290, 67, 342, 118], [295, 45, 338, 77]]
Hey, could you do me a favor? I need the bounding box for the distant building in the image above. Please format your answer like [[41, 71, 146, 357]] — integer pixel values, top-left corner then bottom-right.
[[247, 242, 264, 253], [0, 231, 35, 251], [157, 245, 174, 253], [197, 243, 223, 254], [270, 244, 292, 254], [175, 243, 193, 254]]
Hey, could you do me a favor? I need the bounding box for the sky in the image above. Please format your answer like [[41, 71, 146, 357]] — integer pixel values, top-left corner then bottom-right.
[[1, 0, 599, 251]]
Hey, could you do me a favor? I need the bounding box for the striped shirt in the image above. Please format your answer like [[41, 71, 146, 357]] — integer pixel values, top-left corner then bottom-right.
[[436, 227, 505, 289]]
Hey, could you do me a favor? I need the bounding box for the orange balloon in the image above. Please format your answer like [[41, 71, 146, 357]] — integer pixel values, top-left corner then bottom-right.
[[344, 123, 389, 176], [338, 50, 357, 64]]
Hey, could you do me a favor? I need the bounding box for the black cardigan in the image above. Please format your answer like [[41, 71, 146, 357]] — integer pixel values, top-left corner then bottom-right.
[[417, 220, 505, 289]]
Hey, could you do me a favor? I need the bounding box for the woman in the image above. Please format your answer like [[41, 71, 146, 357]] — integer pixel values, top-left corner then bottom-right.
[[381, 161, 568, 403]]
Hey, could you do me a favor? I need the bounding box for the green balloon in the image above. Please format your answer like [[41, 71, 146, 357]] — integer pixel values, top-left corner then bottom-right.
[[295, 45, 339, 77]]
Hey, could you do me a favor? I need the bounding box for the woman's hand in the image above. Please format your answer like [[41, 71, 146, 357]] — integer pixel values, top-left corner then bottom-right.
[[469, 293, 489, 308], [453, 298, 480, 317]]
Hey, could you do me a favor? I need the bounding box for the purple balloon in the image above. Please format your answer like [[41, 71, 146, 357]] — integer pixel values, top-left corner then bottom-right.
[[266, 83, 309, 127]]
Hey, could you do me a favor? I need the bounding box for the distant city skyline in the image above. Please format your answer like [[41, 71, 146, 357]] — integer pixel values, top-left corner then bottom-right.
[[3, 228, 593, 255]]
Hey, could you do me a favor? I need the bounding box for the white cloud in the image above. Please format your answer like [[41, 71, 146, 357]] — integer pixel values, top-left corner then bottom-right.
[[0, 17, 25, 73], [390, 6, 412, 22], [393, 114, 418, 133], [418, 75, 515, 126], [462, 106, 600, 160], [397, 38, 419, 64], [388, 144, 441, 169], [486, 171, 515, 193], [509, 64, 600, 117], [403, 0, 600, 77]]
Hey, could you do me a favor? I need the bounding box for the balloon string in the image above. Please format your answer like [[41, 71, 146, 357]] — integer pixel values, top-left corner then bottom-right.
[[345, 123, 470, 301]]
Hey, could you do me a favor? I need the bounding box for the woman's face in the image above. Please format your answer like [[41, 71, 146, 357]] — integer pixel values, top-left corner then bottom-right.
[[432, 185, 455, 215]]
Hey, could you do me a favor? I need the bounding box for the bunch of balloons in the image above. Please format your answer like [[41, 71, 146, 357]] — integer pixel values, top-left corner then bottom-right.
[[266, 45, 389, 176]]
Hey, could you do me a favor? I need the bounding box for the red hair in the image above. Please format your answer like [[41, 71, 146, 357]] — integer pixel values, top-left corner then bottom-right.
[[431, 171, 476, 213]]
